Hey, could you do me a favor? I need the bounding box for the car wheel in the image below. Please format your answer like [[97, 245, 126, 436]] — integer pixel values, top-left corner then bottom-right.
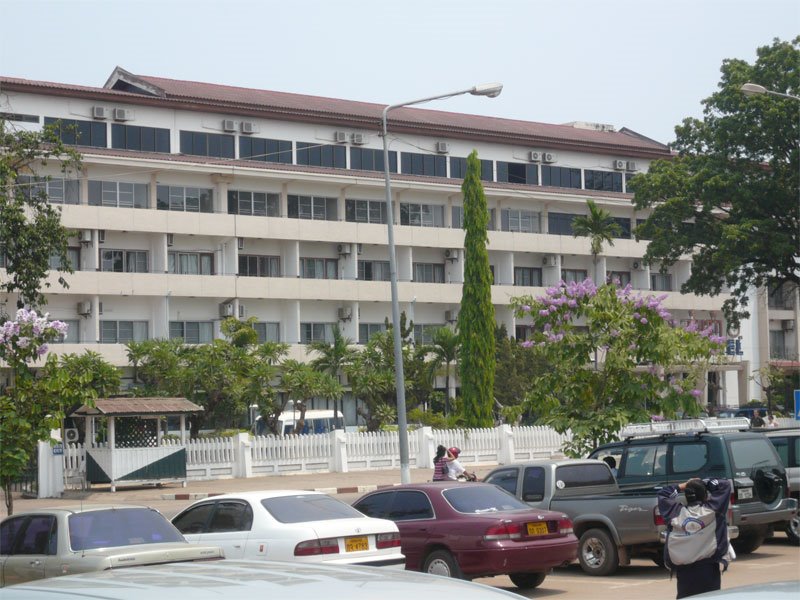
[[578, 528, 619, 576], [509, 572, 546, 589], [423, 549, 463, 579], [731, 531, 765, 554], [785, 514, 800, 546]]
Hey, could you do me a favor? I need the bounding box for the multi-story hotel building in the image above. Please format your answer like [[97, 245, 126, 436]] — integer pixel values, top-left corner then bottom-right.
[[2, 66, 773, 423]]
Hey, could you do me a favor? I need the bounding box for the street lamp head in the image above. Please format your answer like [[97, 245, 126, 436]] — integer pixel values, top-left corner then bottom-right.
[[740, 83, 767, 97], [471, 83, 503, 98]]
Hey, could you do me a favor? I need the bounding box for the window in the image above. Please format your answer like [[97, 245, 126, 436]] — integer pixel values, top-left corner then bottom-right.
[[287, 195, 337, 221], [169, 252, 214, 275], [49, 247, 80, 271], [44, 117, 106, 147], [522, 467, 546, 501], [607, 271, 631, 287], [169, 321, 213, 344], [484, 468, 519, 495], [179, 131, 234, 158], [358, 323, 386, 344], [770, 329, 788, 359], [67, 508, 183, 550], [262, 494, 364, 523], [208, 502, 253, 533], [452, 206, 463, 228], [515, 325, 534, 340], [345, 199, 387, 224], [561, 269, 588, 284], [501, 209, 540, 233], [497, 161, 538, 185], [254, 322, 280, 343], [612, 217, 632, 239], [622, 444, 667, 477], [548, 212, 578, 235], [768, 282, 796, 310], [555, 464, 614, 487], [400, 203, 445, 227], [387, 490, 434, 521], [413, 263, 445, 283], [101, 249, 148, 273], [584, 169, 623, 193], [111, 124, 170, 153], [53, 319, 79, 344], [541, 165, 581, 189], [350, 147, 397, 173], [514, 267, 542, 286], [88, 181, 148, 208], [17, 175, 80, 205], [13, 515, 56, 555], [635, 218, 650, 240], [672, 443, 708, 473], [729, 438, 781, 471], [0, 516, 26, 554], [651, 272, 673, 291], [296, 142, 346, 169], [353, 491, 394, 518], [413, 324, 445, 344], [0, 111, 39, 123], [239, 137, 292, 163], [442, 485, 530, 513], [300, 258, 337, 279], [227, 191, 279, 217], [300, 322, 334, 344], [156, 185, 213, 213], [239, 255, 280, 277], [100, 320, 148, 343], [172, 503, 214, 535], [449, 157, 493, 181], [358, 260, 390, 281], [400, 152, 446, 177]]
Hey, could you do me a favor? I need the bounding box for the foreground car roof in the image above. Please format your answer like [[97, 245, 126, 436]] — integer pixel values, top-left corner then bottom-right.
[[0, 560, 523, 599], [695, 581, 800, 598]]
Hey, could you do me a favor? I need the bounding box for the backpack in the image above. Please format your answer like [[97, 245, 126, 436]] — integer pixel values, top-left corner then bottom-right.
[[665, 503, 717, 566]]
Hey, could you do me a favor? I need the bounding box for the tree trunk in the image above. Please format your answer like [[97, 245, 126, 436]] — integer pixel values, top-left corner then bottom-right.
[[2, 478, 13, 516]]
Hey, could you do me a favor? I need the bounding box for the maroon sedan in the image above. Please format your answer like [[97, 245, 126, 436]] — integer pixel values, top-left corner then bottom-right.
[[353, 482, 577, 590]]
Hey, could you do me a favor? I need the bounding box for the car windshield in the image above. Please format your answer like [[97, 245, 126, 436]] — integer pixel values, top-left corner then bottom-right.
[[262, 494, 365, 523], [442, 485, 530, 513], [729, 438, 780, 471], [69, 508, 184, 550]]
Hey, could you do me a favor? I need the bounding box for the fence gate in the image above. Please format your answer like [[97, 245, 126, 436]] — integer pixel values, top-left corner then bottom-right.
[[9, 452, 38, 497]]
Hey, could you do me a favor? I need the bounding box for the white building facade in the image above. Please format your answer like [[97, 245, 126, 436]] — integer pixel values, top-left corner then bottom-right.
[[0, 67, 756, 421]]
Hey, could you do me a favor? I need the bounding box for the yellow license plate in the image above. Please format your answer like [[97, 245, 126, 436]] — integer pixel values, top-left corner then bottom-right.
[[527, 522, 548, 536], [345, 536, 369, 552]]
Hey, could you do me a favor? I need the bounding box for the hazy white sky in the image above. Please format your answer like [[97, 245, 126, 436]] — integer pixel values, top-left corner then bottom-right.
[[0, 0, 797, 144]]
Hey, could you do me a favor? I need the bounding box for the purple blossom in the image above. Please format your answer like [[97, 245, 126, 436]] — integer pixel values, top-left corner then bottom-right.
[[690, 389, 702, 398], [640, 318, 648, 325]]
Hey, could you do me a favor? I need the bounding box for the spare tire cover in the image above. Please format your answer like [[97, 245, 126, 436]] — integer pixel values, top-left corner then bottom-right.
[[753, 469, 782, 504]]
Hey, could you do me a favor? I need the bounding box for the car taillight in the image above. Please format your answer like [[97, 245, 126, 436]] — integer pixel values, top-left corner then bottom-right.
[[483, 521, 522, 540], [294, 537, 340, 556], [653, 507, 664, 527], [558, 518, 573, 535], [376, 532, 401, 549]]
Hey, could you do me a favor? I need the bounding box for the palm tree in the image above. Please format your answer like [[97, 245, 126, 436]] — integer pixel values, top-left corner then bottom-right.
[[307, 324, 355, 428], [427, 326, 460, 416], [572, 199, 622, 283]]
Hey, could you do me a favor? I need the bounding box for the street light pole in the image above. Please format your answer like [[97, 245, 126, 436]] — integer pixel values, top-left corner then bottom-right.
[[740, 83, 800, 102], [380, 83, 502, 484]]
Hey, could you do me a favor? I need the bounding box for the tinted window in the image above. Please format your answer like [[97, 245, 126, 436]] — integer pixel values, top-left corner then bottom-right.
[[0, 517, 26, 555], [388, 491, 434, 521], [262, 494, 363, 523], [555, 464, 614, 487], [522, 467, 545, 501], [353, 492, 394, 519], [208, 502, 253, 532], [14, 516, 55, 555], [672, 442, 708, 473], [729, 439, 780, 472], [68, 508, 184, 550], [770, 437, 789, 466], [442, 485, 528, 513], [623, 444, 667, 477], [172, 503, 214, 534], [484, 468, 518, 495]]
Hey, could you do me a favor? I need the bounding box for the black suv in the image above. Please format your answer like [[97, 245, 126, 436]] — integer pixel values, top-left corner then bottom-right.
[[589, 419, 798, 554]]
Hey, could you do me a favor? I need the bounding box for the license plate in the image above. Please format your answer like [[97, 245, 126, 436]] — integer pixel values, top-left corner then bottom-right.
[[738, 487, 753, 500], [527, 522, 548, 536], [345, 536, 369, 552]]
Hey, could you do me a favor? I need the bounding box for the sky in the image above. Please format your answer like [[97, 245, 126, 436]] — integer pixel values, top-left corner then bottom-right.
[[0, 0, 797, 144]]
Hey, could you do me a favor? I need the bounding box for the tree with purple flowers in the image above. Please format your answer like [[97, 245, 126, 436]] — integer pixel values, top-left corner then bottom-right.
[[512, 280, 725, 457]]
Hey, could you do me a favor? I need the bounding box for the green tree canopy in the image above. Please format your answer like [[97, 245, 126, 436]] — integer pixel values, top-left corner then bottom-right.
[[631, 37, 800, 323], [572, 199, 622, 282]]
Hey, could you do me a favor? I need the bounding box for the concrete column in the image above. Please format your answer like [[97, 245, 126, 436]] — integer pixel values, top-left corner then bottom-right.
[[235, 432, 253, 478], [149, 173, 158, 209], [280, 182, 289, 217], [332, 429, 348, 473], [79, 168, 89, 205], [498, 424, 515, 465], [37, 441, 65, 499], [417, 427, 435, 472]]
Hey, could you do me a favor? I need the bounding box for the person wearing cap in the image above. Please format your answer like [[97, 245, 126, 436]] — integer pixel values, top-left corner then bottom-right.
[[445, 447, 477, 482]]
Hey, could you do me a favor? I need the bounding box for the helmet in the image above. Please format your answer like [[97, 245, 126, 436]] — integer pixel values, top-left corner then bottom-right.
[[448, 447, 461, 458]]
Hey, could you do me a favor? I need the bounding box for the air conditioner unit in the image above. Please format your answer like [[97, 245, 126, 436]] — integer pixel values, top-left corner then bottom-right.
[[351, 133, 366, 145], [444, 248, 460, 261], [64, 428, 80, 444], [222, 119, 237, 132], [334, 131, 348, 143], [92, 106, 109, 120], [632, 260, 647, 271], [98, 230, 105, 244], [444, 310, 457, 323], [626, 161, 638, 172], [337, 243, 351, 255], [113, 108, 133, 121], [238, 304, 247, 318], [77, 301, 92, 316], [237, 237, 245, 250], [613, 159, 627, 170], [529, 151, 542, 162], [219, 302, 235, 318], [166, 233, 174, 247], [436, 142, 450, 154], [80, 229, 93, 244], [783, 319, 795, 331], [542, 255, 558, 267], [337, 307, 352, 321], [240, 121, 259, 134], [542, 152, 557, 163]]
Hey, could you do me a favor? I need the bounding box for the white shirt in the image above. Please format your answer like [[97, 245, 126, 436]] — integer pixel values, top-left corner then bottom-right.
[[447, 459, 466, 480]]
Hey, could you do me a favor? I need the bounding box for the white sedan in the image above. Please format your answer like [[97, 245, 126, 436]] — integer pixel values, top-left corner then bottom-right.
[[171, 490, 404, 567]]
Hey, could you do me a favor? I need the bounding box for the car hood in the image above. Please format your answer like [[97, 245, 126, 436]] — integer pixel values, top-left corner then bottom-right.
[[74, 542, 224, 566]]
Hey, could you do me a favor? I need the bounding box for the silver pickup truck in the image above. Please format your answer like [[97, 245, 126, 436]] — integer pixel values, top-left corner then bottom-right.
[[484, 458, 669, 576]]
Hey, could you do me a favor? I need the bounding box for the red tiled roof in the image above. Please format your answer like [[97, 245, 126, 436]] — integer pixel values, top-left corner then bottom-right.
[[71, 397, 203, 416]]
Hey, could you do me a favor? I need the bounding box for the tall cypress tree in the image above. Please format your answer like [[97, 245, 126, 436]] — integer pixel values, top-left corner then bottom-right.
[[458, 150, 495, 427]]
